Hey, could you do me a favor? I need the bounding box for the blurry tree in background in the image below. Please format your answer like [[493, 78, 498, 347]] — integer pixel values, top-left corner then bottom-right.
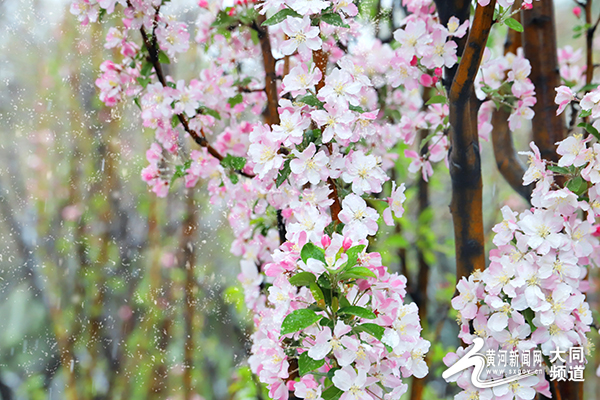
[[0, 2, 253, 399]]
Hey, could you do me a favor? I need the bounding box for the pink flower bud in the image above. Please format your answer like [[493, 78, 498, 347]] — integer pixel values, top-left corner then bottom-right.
[[432, 76, 439, 84], [321, 235, 331, 248], [227, 7, 235, 16], [410, 55, 418, 67], [342, 237, 353, 251], [573, 7, 582, 18], [420, 73, 434, 87], [198, 0, 208, 6], [521, 3, 532, 10], [593, 225, 600, 237], [434, 67, 443, 77]]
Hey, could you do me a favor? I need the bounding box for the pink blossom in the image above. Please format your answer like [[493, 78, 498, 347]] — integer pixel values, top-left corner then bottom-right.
[[318, 68, 363, 107], [452, 276, 483, 320], [307, 321, 352, 360], [332, 367, 373, 400], [404, 150, 433, 181], [580, 88, 600, 118], [311, 103, 356, 143], [156, 22, 190, 58], [281, 64, 322, 97], [554, 86, 574, 116], [341, 151, 387, 195], [70, 0, 99, 25], [508, 95, 536, 131], [446, 16, 469, 38], [393, 20, 430, 59], [338, 194, 379, 241], [517, 209, 565, 255], [520, 142, 547, 185], [290, 143, 329, 185], [422, 27, 457, 69], [382, 182, 406, 226], [294, 376, 323, 400], [280, 17, 322, 56]]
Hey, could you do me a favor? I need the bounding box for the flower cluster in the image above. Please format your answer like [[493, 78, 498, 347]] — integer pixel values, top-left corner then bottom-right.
[[477, 48, 537, 132], [444, 137, 599, 399], [249, 237, 429, 400]]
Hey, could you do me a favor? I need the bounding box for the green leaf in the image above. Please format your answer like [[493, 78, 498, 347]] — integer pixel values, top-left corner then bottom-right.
[[137, 76, 151, 88], [337, 306, 376, 320], [567, 176, 587, 195], [425, 95, 446, 105], [320, 13, 350, 28], [289, 272, 317, 286], [211, 10, 238, 28], [281, 309, 321, 335], [419, 129, 439, 151], [221, 154, 247, 170], [331, 296, 339, 312], [310, 282, 325, 303], [349, 105, 366, 113], [170, 160, 192, 184], [298, 352, 325, 376], [317, 274, 332, 290], [262, 9, 302, 26], [296, 94, 325, 108], [321, 386, 342, 400], [171, 114, 180, 128], [301, 243, 326, 264], [229, 172, 239, 184], [158, 50, 170, 64], [505, 17, 524, 32], [579, 83, 598, 93], [338, 267, 376, 281], [276, 159, 292, 187], [235, 76, 253, 87], [578, 122, 600, 140], [199, 106, 221, 120], [140, 61, 153, 77], [339, 295, 351, 308], [341, 244, 365, 270], [326, 368, 339, 380], [250, 28, 259, 45], [354, 323, 385, 340], [319, 316, 334, 329], [579, 109, 592, 119], [228, 93, 244, 107], [547, 165, 570, 175]]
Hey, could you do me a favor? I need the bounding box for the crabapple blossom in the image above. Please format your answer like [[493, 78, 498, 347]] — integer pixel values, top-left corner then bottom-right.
[[280, 17, 322, 56], [155, 21, 190, 58], [338, 194, 379, 241], [382, 182, 406, 226], [281, 64, 322, 97], [290, 143, 329, 185], [341, 151, 387, 195], [555, 86, 575, 116]]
